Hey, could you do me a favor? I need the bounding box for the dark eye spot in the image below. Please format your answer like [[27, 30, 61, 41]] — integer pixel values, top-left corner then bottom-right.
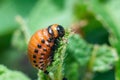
[[37, 44, 41, 48], [33, 55, 36, 58], [57, 25, 65, 37], [34, 49, 38, 53], [41, 39, 45, 43], [48, 26, 54, 36]]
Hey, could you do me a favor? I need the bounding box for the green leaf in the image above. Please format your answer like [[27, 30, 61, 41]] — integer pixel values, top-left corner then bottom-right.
[[64, 34, 93, 80], [85, 0, 120, 79], [0, 65, 30, 80], [91, 45, 118, 72], [87, 0, 120, 40], [65, 34, 118, 80], [66, 34, 93, 66], [11, 30, 27, 51], [64, 62, 80, 80]]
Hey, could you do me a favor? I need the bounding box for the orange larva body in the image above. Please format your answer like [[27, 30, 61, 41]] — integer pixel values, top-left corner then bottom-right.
[[28, 24, 65, 73]]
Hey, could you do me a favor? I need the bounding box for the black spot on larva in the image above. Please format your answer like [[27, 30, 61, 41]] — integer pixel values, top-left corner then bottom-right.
[[33, 60, 36, 63], [40, 67, 43, 70], [39, 61, 43, 63], [43, 48, 47, 51], [47, 37, 53, 42], [47, 39, 51, 43], [51, 45, 56, 51], [37, 44, 41, 48], [41, 39, 45, 43], [49, 55, 54, 62], [53, 41, 58, 49], [35, 64, 38, 67], [34, 49, 38, 53], [41, 64, 44, 67], [41, 53, 45, 55], [39, 57, 43, 60], [54, 39, 59, 44], [50, 54, 54, 59], [33, 55, 36, 58], [47, 44, 50, 47]]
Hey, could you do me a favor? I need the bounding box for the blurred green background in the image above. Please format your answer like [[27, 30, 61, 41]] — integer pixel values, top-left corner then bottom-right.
[[0, 0, 120, 80]]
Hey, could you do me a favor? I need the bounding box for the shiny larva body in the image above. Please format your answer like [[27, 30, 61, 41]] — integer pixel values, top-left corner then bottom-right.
[[28, 24, 65, 73]]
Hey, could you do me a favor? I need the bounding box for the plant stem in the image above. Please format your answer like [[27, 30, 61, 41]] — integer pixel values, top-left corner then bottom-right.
[[53, 43, 67, 80], [16, 15, 30, 44], [82, 45, 98, 80]]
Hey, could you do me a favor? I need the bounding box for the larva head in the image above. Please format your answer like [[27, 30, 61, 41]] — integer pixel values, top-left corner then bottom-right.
[[48, 24, 65, 38]]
